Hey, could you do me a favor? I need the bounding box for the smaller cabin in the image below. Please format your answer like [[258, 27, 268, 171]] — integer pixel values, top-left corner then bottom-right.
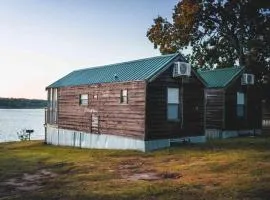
[[198, 67, 262, 139]]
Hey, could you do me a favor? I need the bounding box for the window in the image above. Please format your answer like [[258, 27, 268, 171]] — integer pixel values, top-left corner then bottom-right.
[[120, 89, 128, 103], [237, 92, 245, 118], [80, 94, 88, 105], [52, 88, 58, 123], [47, 88, 58, 124], [167, 88, 180, 120]]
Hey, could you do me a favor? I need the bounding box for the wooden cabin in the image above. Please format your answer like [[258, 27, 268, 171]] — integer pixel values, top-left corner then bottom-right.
[[45, 53, 206, 151], [198, 67, 262, 139]]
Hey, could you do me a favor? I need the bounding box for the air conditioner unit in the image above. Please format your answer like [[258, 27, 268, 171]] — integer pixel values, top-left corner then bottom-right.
[[241, 73, 255, 85], [173, 62, 191, 77]]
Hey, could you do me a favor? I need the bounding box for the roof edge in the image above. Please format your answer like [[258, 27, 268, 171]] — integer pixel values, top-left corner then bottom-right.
[[223, 67, 245, 89], [46, 79, 147, 90], [192, 69, 208, 87], [146, 53, 182, 82]]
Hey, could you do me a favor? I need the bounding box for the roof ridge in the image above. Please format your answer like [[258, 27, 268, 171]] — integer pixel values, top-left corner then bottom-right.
[[145, 53, 181, 80], [223, 67, 245, 87], [74, 53, 179, 72], [198, 66, 243, 73], [198, 66, 245, 88]]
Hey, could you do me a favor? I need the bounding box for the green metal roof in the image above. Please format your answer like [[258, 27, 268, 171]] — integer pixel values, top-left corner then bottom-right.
[[197, 67, 244, 88], [48, 53, 180, 88]]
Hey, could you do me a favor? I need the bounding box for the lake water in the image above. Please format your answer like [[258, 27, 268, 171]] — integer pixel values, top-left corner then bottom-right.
[[0, 109, 44, 143]]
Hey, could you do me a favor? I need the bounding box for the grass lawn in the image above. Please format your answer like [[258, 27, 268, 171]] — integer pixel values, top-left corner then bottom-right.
[[0, 137, 270, 200]]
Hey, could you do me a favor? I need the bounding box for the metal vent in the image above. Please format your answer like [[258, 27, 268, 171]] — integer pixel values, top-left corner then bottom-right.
[[241, 73, 255, 85], [173, 62, 191, 77]]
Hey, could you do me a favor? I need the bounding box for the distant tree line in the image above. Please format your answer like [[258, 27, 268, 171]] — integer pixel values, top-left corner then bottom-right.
[[0, 98, 47, 109]]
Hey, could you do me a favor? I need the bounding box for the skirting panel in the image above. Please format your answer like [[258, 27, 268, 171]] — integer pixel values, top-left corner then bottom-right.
[[46, 125, 146, 151]]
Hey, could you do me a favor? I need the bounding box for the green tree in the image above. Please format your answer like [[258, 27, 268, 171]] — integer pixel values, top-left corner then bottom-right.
[[147, 0, 270, 79]]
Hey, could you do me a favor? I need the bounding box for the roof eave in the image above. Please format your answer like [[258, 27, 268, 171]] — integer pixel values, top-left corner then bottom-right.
[[192, 70, 208, 87], [146, 53, 183, 82], [223, 67, 245, 90]]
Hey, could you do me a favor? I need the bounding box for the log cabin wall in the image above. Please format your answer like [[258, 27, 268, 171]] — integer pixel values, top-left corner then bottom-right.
[[205, 89, 225, 129], [145, 66, 205, 140], [225, 77, 262, 130], [245, 85, 262, 130], [56, 81, 146, 140]]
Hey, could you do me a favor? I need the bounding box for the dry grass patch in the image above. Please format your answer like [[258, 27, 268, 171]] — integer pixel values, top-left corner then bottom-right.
[[0, 137, 270, 199], [1, 169, 56, 192]]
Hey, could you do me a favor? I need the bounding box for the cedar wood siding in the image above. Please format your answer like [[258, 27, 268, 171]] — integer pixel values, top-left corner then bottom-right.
[[205, 89, 225, 129], [56, 81, 146, 140], [262, 100, 270, 135], [145, 66, 205, 140], [225, 76, 262, 130]]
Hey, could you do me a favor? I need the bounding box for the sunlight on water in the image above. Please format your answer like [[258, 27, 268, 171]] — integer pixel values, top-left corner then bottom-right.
[[0, 109, 44, 142]]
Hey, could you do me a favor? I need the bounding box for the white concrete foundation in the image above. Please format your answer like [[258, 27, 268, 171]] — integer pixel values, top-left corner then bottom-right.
[[45, 125, 206, 152], [205, 129, 262, 139]]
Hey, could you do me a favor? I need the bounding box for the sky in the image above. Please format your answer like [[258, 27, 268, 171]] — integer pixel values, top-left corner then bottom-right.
[[0, 0, 178, 99]]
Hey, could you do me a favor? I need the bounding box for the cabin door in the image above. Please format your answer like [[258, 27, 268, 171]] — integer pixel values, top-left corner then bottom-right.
[[91, 112, 99, 134], [262, 101, 270, 135]]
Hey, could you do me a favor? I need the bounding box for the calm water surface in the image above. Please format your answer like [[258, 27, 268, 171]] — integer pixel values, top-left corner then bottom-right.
[[0, 109, 44, 142]]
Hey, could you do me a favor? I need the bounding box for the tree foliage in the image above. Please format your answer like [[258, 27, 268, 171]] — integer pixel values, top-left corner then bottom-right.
[[147, 0, 270, 81]]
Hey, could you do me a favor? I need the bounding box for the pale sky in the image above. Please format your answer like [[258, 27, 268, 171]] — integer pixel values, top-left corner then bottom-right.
[[0, 0, 178, 99]]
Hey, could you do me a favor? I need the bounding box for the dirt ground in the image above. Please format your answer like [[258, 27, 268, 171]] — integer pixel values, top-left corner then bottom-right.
[[0, 169, 56, 197]]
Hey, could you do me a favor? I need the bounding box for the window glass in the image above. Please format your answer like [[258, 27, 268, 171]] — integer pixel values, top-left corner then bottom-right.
[[167, 88, 179, 120], [53, 88, 58, 123], [167, 88, 179, 104], [120, 89, 128, 103], [122, 89, 127, 96], [237, 105, 245, 117], [237, 92, 245, 117], [237, 92, 245, 105], [50, 89, 53, 108], [47, 88, 58, 124], [80, 94, 88, 105], [167, 104, 179, 120]]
